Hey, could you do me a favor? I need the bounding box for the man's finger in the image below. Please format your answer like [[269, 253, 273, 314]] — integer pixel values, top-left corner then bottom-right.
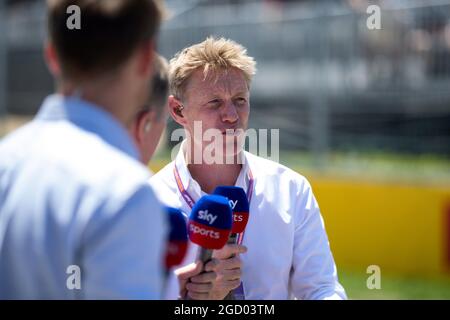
[[216, 279, 241, 291], [213, 244, 247, 260], [225, 279, 242, 290], [175, 261, 203, 281], [186, 282, 213, 293], [220, 268, 242, 281], [204, 256, 241, 272], [187, 291, 209, 300], [190, 271, 217, 284]]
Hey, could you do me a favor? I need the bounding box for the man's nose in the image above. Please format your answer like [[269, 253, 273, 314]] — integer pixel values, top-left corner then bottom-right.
[[221, 100, 239, 123]]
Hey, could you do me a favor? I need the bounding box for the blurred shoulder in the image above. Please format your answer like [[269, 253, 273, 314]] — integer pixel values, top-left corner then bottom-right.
[[148, 161, 180, 205], [0, 120, 152, 200]]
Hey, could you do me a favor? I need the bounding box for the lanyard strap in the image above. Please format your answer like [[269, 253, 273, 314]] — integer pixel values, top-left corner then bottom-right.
[[173, 164, 254, 245], [173, 165, 196, 209]]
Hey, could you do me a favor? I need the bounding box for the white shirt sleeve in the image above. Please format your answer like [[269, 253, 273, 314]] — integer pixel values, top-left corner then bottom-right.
[[290, 179, 347, 300]]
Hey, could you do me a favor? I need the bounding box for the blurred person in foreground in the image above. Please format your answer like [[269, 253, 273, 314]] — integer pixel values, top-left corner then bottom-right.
[[150, 37, 347, 300], [0, 0, 167, 299], [129, 54, 169, 167]]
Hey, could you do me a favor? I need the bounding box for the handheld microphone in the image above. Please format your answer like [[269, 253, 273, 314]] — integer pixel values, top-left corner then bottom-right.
[[213, 186, 249, 300], [187, 194, 232, 264], [213, 186, 249, 245], [164, 206, 188, 274]]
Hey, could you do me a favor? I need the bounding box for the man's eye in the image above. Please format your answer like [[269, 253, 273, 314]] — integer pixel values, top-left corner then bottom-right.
[[235, 97, 247, 105], [208, 99, 221, 107]]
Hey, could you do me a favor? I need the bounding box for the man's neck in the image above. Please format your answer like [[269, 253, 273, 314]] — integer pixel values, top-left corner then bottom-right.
[[188, 163, 242, 194], [58, 75, 139, 128], [185, 145, 243, 194]]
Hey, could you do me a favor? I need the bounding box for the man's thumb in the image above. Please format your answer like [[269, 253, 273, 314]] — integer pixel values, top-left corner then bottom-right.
[[175, 261, 203, 281]]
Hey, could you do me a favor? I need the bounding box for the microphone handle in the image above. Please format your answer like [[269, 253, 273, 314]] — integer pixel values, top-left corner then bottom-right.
[[227, 233, 238, 245], [198, 247, 213, 264], [224, 233, 239, 300], [187, 235, 240, 300]]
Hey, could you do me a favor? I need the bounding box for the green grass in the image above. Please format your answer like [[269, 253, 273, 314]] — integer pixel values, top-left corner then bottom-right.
[[280, 150, 450, 185], [339, 268, 450, 300], [152, 146, 450, 185]]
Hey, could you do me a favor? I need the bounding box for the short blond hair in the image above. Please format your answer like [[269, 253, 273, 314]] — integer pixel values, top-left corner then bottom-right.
[[169, 37, 257, 99]]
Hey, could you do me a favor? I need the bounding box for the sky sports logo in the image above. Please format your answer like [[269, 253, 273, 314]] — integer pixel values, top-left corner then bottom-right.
[[197, 209, 218, 225], [233, 213, 244, 223], [189, 223, 220, 240], [229, 200, 238, 210]]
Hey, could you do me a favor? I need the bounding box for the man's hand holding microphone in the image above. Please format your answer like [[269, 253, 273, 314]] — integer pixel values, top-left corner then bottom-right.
[[177, 244, 247, 300]]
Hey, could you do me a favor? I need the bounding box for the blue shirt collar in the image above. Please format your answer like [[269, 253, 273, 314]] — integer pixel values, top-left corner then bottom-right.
[[36, 94, 139, 160]]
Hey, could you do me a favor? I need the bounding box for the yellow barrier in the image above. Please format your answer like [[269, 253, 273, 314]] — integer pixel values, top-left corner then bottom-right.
[[150, 161, 450, 276], [309, 176, 450, 276]]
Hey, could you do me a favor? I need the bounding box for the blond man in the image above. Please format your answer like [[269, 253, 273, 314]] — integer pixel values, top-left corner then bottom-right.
[[150, 37, 347, 300]]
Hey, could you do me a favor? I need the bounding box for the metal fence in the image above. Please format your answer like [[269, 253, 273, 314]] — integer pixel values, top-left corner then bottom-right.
[[1, 0, 449, 156]]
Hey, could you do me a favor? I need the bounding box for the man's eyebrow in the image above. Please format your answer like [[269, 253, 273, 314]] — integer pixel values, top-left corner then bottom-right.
[[202, 93, 221, 100], [233, 91, 249, 97], [205, 91, 248, 99]]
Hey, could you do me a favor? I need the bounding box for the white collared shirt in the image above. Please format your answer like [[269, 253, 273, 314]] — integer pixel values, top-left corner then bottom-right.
[[150, 141, 346, 300]]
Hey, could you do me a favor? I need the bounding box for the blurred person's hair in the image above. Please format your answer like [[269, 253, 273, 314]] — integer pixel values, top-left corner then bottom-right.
[[46, 0, 165, 80], [169, 37, 256, 100], [137, 54, 169, 121]]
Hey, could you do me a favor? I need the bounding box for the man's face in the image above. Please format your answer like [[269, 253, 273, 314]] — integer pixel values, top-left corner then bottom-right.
[[181, 67, 250, 162]]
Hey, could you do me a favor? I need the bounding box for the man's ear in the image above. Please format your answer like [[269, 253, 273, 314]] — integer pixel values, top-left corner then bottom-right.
[[137, 40, 154, 77], [168, 95, 187, 126], [44, 41, 61, 77], [135, 111, 152, 144]]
